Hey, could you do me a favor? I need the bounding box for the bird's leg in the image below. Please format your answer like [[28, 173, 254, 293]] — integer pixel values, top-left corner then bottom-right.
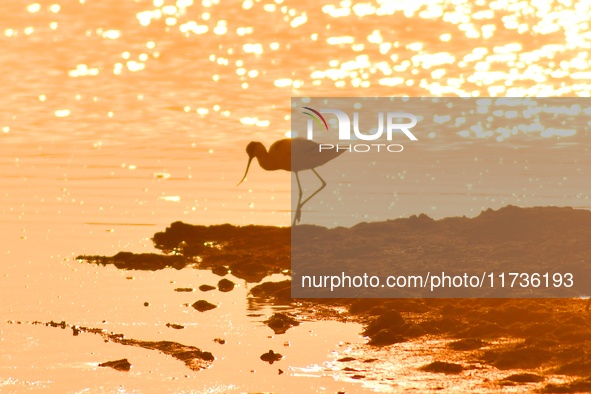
[[298, 169, 327, 211], [293, 172, 303, 226], [294, 210, 301, 226], [295, 206, 302, 224]]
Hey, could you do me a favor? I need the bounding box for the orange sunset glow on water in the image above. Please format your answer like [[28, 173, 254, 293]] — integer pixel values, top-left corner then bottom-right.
[[2, 0, 591, 392]]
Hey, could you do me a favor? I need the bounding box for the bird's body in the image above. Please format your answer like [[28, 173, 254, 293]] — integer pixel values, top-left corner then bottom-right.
[[238, 138, 345, 225], [249, 139, 291, 172], [247, 138, 344, 172]]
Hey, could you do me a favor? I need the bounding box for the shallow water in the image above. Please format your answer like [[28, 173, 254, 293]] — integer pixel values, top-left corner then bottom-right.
[[2, 0, 591, 392], [324, 336, 575, 393]]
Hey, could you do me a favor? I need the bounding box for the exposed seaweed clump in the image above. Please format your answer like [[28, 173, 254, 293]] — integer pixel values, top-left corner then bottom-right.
[[217, 278, 235, 292], [420, 361, 463, 374], [77, 222, 290, 282], [152, 223, 290, 282], [260, 350, 283, 364], [36, 320, 214, 371], [192, 300, 217, 312], [249, 280, 291, 302], [264, 313, 300, 334], [99, 358, 131, 372], [78, 252, 188, 270]]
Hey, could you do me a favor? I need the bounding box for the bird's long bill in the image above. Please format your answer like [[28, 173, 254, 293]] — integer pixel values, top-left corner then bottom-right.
[[237, 157, 253, 186]]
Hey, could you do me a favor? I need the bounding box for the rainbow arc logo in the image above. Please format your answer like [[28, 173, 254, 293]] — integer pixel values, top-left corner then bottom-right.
[[302, 107, 328, 131]]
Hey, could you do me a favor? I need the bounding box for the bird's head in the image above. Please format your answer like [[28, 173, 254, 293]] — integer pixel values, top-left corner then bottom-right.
[[237, 141, 263, 186], [245, 141, 261, 159]]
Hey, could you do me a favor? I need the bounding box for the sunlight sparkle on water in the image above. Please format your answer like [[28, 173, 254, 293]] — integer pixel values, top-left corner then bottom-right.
[[102, 30, 121, 39], [54, 109, 70, 118], [68, 64, 100, 77], [27, 3, 41, 13], [51, 0, 591, 99]]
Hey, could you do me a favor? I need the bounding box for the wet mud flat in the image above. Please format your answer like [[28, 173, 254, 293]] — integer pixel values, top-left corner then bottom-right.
[[37, 206, 591, 392]]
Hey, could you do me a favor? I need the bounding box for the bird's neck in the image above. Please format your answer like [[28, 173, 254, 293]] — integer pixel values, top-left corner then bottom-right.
[[255, 150, 275, 171]]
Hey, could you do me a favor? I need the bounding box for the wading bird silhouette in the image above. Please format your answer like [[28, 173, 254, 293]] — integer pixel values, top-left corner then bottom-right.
[[237, 138, 345, 226]]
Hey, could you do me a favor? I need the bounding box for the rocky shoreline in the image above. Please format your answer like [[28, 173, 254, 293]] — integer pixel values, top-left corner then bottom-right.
[[71, 205, 591, 392]]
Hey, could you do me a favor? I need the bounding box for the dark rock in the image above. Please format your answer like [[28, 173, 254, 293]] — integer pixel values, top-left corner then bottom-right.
[[278, 369, 283, 375], [337, 357, 356, 362], [213, 338, 225, 345], [404, 324, 426, 337], [556, 359, 591, 375], [542, 377, 591, 393], [420, 361, 463, 374], [483, 347, 551, 369], [260, 350, 282, 364], [229, 259, 270, 282], [166, 323, 184, 330], [144, 302, 149, 307], [250, 280, 292, 302], [448, 338, 485, 351], [502, 373, 544, 383], [199, 284, 216, 292], [363, 310, 405, 337], [217, 278, 235, 292], [211, 266, 229, 276], [174, 288, 194, 292], [264, 313, 300, 334], [554, 346, 586, 363], [99, 358, 131, 372], [192, 300, 217, 312]]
